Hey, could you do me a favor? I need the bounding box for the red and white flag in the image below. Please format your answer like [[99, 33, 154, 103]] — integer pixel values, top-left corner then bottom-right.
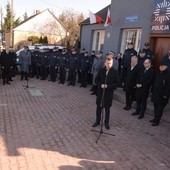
[[104, 8, 111, 27], [89, 11, 102, 24]]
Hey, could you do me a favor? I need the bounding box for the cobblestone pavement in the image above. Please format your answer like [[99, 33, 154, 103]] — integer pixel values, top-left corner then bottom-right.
[[0, 76, 170, 170]]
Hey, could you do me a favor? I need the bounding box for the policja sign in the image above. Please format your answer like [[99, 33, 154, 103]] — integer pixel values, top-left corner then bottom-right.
[[151, 0, 170, 33]]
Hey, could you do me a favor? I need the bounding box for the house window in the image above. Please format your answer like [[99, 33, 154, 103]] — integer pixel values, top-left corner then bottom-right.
[[92, 30, 105, 51], [120, 29, 142, 54]]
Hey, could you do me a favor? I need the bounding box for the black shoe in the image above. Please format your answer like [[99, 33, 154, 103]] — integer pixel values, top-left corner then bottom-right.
[[149, 119, 155, 123], [125, 106, 131, 110], [67, 83, 72, 86], [3, 82, 5, 85], [92, 122, 100, 127], [123, 106, 128, 110], [72, 84, 75, 86], [138, 115, 144, 119], [25, 78, 28, 80], [152, 122, 159, 126], [80, 85, 83, 87], [9, 79, 13, 81], [58, 81, 61, 84], [20, 78, 23, 81], [132, 112, 139, 115], [6, 82, 10, 84], [105, 124, 110, 130], [91, 92, 96, 95], [83, 86, 86, 88]]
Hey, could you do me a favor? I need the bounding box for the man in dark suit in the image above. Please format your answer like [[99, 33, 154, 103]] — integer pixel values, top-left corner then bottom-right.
[[150, 61, 170, 126], [132, 59, 154, 119], [92, 54, 120, 130], [0, 46, 13, 85], [123, 56, 139, 110]]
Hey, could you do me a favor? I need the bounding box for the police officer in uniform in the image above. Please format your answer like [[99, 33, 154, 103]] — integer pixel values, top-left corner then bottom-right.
[[39, 48, 49, 80], [143, 42, 154, 62], [137, 49, 147, 71], [49, 47, 59, 82], [80, 51, 90, 88], [68, 48, 79, 86], [58, 48, 68, 84]]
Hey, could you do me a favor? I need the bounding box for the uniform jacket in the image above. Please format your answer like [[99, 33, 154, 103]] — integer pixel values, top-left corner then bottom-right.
[[40, 52, 49, 67], [68, 53, 79, 70], [135, 67, 155, 99], [122, 48, 137, 68], [80, 55, 90, 71], [151, 69, 170, 104], [163, 55, 170, 72], [59, 53, 68, 68], [95, 67, 120, 108], [19, 50, 31, 72], [143, 48, 154, 61]]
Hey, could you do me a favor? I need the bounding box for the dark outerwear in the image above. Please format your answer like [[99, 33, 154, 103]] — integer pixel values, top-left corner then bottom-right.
[[151, 69, 170, 104], [59, 53, 69, 68], [143, 48, 154, 61], [80, 55, 90, 71], [39, 52, 49, 67], [123, 65, 139, 93], [135, 67, 155, 99], [68, 53, 79, 70], [0, 50, 13, 68], [122, 48, 137, 68], [95, 67, 120, 108], [137, 55, 147, 71], [49, 52, 58, 67], [162, 55, 170, 72]]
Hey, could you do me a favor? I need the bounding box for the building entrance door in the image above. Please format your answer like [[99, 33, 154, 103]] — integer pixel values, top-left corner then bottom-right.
[[152, 37, 170, 70]]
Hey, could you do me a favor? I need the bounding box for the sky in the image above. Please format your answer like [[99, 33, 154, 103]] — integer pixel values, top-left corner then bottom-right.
[[1, 0, 111, 20]]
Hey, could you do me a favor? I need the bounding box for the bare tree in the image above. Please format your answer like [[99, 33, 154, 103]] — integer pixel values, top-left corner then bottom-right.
[[58, 10, 85, 47]]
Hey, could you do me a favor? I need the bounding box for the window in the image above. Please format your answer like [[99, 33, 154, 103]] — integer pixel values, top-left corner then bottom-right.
[[120, 29, 142, 54], [92, 30, 105, 51]]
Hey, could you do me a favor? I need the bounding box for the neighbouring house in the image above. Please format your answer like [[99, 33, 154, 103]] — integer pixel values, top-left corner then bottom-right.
[[80, 0, 170, 70], [5, 9, 67, 50]]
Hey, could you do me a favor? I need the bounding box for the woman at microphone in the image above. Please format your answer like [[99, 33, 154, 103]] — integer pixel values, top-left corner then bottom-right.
[[92, 52, 120, 130]]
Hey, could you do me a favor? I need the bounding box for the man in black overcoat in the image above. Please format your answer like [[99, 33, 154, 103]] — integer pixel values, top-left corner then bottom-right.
[[150, 61, 170, 126], [123, 56, 139, 110], [132, 59, 155, 119], [92, 54, 120, 130], [0, 46, 13, 85]]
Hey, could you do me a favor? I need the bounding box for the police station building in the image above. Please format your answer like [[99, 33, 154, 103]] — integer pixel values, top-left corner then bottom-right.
[[80, 0, 170, 69]]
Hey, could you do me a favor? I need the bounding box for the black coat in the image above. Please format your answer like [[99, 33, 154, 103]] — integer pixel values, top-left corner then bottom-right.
[[0, 50, 13, 69], [123, 65, 139, 93], [135, 67, 155, 99], [151, 70, 170, 104], [95, 67, 120, 108]]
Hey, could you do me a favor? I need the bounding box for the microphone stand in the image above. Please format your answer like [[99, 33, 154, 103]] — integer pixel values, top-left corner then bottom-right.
[[91, 69, 115, 143]]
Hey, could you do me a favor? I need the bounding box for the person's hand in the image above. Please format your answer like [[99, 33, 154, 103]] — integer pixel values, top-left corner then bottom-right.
[[1, 66, 4, 69], [104, 84, 107, 88], [136, 84, 142, 88], [101, 84, 105, 88], [163, 96, 167, 99]]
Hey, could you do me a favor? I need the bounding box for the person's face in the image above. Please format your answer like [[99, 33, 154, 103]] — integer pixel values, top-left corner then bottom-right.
[[139, 52, 145, 58], [159, 65, 168, 71], [144, 45, 149, 49], [95, 53, 101, 58], [131, 57, 138, 67], [5, 46, 9, 52], [128, 44, 133, 49], [143, 59, 151, 69], [105, 57, 113, 69]]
